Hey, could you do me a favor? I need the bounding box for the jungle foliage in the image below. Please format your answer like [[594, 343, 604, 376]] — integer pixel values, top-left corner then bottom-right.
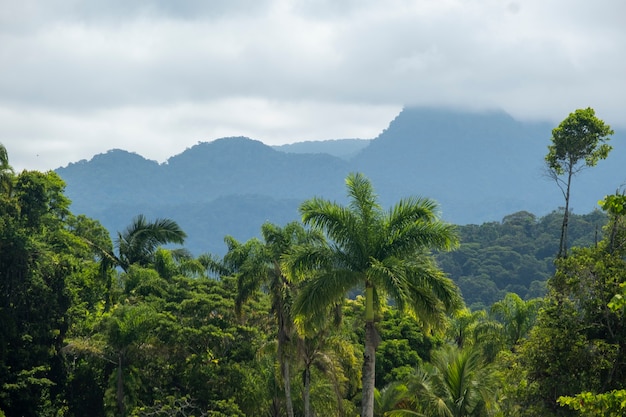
[[437, 209, 607, 309]]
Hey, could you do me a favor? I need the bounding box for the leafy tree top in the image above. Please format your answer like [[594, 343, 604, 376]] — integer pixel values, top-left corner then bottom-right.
[[545, 107, 614, 175]]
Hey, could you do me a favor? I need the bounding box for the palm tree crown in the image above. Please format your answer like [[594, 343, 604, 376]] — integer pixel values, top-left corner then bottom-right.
[[293, 172, 461, 322], [0, 143, 14, 195], [115, 214, 187, 272]]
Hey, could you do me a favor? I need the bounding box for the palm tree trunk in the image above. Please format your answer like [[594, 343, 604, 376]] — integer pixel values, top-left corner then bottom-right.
[[361, 286, 378, 417], [274, 269, 295, 417], [278, 327, 295, 417], [303, 366, 311, 417], [282, 359, 295, 417], [117, 355, 125, 416]]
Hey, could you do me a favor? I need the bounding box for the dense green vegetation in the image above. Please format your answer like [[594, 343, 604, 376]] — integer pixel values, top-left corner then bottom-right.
[[437, 209, 607, 309], [3, 132, 626, 417]]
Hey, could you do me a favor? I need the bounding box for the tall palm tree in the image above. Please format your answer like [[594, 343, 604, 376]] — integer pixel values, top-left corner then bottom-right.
[[290, 172, 462, 417], [63, 304, 157, 416], [104, 304, 156, 416], [214, 221, 324, 417], [297, 330, 357, 417]]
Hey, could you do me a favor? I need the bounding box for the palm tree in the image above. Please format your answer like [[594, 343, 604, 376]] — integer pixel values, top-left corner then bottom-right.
[[297, 330, 358, 417], [390, 345, 498, 417], [63, 304, 157, 416], [153, 247, 206, 280], [446, 308, 504, 361], [374, 382, 410, 417], [0, 143, 14, 195], [490, 292, 541, 349], [213, 221, 324, 417], [113, 214, 187, 272], [290, 172, 462, 417], [104, 304, 156, 416]]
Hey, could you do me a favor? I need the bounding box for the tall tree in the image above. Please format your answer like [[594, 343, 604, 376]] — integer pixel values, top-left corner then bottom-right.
[[0, 170, 83, 415], [513, 198, 626, 416], [103, 303, 156, 416], [545, 107, 613, 258], [290, 172, 462, 417]]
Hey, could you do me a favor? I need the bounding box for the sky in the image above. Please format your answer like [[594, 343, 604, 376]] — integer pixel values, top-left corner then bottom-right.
[[1, 0, 624, 172]]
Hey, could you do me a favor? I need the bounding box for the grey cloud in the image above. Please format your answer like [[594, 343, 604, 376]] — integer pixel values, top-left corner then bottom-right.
[[2, 0, 624, 115]]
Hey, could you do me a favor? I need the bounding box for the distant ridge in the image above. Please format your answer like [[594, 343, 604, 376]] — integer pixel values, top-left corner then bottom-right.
[[56, 107, 626, 255]]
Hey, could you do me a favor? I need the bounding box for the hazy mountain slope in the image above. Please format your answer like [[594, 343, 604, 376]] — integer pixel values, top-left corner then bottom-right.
[[162, 137, 350, 202], [273, 138, 371, 159], [57, 149, 162, 216], [351, 107, 625, 224], [57, 137, 351, 255], [56, 107, 625, 256]]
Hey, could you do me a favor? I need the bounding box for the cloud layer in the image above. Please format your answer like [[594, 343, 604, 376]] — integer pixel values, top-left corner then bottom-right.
[[1, 0, 624, 171]]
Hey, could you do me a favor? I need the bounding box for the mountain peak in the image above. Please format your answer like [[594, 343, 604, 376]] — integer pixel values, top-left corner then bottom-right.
[[374, 107, 524, 144]]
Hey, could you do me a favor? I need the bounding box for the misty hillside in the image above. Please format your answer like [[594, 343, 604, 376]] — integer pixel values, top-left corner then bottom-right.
[[352, 108, 555, 221], [273, 138, 370, 159], [56, 107, 626, 256]]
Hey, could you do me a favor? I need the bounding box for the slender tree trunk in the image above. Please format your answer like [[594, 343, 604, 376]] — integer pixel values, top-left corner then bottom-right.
[[117, 355, 125, 416], [303, 366, 311, 417], [277, 300, 295, 417], [281, 359, 295, 417], [558, 167, 573, 258], [361, 285, 378, 417]]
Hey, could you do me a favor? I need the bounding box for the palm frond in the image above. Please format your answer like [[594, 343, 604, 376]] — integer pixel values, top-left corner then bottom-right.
[[198, 253, 230, 277], [388, 196, 439, 226], [282, 242, 334, 281], [375, 382, 412, 416], [293, 269, 362, 323], [383, 221, 459, 259], [148, 217, 187, 244], [345, 172, 382, 222], [115, 215, 186, 269], [368, 257, 410, 311], [405, 258, 463, 313], [300, 197, 361, 248]]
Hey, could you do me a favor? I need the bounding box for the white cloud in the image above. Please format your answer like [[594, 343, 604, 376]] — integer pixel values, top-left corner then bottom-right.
[[0, 99, 400, 171]]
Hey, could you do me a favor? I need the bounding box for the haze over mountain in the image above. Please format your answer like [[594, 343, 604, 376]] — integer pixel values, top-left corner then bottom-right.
[[273, 139, 370, 160], [56, 107, 625, 256]]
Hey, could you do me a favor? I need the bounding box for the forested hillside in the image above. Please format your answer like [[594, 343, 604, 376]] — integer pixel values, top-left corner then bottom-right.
[[437, 209, 607, 309]]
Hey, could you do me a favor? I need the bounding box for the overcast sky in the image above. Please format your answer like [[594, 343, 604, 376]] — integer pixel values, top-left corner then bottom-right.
[[1, 0, 624, 172]]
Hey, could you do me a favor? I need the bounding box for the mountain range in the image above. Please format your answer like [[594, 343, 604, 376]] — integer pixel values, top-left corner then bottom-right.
[[55, 107, 625, 256]]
